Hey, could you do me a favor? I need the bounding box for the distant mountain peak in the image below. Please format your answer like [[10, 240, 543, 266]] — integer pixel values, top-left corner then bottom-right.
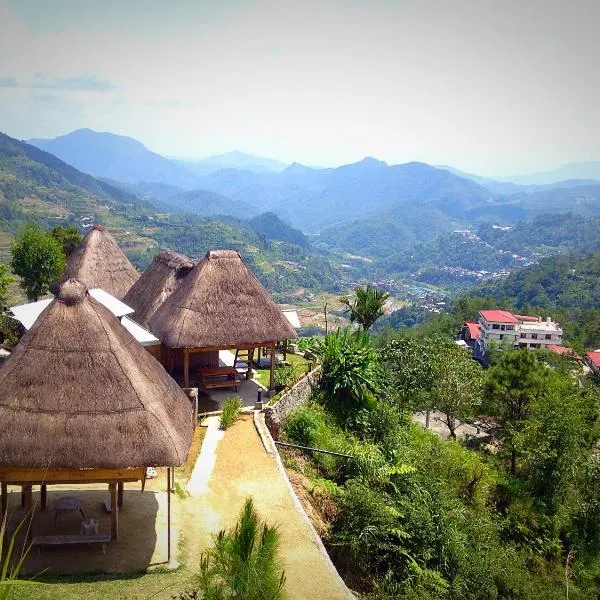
[[356, 156, 388, 167]]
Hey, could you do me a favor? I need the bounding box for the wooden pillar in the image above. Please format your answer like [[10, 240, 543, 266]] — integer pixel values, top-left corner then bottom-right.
[[269, 341, 276, 391], [1, 483, 7, 518], [117, 482, 124, 509], [283, 339, 288, 361], [184, 349, 190, 388], [109, 483, 118, 540], [22, 485, 32, 511], [167, 467, 171, 563], [41, 484, 47, 510], [246, 348, 254, 380]]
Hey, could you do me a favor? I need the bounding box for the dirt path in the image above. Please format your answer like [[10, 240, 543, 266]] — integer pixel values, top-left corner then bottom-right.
[[185, 413, 353, 600]]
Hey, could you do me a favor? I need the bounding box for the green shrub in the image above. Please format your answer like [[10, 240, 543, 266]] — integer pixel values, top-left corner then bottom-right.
[[284, 406, 322, 447], [220, 396, 242, 430], [273, 364, 298, 390], [198, 498, 286, 600]]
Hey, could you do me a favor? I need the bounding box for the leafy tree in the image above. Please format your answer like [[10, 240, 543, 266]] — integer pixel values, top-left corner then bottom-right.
[[431, 344, 484, 439], [0, 264, 13, 310], [484, 350, 548, 476], [198, 497, 286, 600], [10, 223, 66, 302], [49, 225, 82, 256], [340, 285, 389, 331], [315, 328, 381, 422], [380, 337, 438, 413]]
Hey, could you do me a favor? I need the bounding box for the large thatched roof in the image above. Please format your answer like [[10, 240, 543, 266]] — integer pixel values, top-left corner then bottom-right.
[[62, 225, 139, 299], [123, 251, 194, 328], [0, 279, 192, 470], [149, 249, 298, 348]]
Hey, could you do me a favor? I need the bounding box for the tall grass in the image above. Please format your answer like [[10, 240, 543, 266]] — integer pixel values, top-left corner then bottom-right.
[[0, 512, 34, 600], [220, 396, 242, 430]]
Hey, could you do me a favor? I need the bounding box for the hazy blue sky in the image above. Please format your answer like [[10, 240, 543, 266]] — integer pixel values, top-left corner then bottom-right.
[[0, 0, 598, 176]]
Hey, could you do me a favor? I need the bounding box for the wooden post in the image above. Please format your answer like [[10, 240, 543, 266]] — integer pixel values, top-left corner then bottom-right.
[[22, 485, 32, 511], [109, 483, 118, 540], [283, 339, 287, 361], [184, 349, 190, 388], [117, 482, 124, 509], [1, 483, 7, 518], [269, 341, 276, 391], [246, 348, 254, 380], [41, 483, 47, 510], [167, 467, 171, 563]]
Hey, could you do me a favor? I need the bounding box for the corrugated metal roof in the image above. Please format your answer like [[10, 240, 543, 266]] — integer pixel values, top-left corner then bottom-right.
[[121, 316, 159, 347], [282, 309, 301, 329], [88, 288, 134, 317]]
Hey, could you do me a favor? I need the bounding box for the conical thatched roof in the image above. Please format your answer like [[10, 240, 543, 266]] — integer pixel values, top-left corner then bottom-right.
[[123, 251, 194, 328], [62, 225, 139, 299], [149, 249, 298, 348], [0, 279, 192, 470]]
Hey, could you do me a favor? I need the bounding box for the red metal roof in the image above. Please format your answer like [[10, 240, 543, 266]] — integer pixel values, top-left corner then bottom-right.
[[547, 344, 578, 358], [479, 309, 518, 324], [587, 351, 600, 368], [464, 321, 481, 339]]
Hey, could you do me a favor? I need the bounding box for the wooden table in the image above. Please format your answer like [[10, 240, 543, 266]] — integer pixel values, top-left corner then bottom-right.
[[198, 366, 239, 391], [54, 496, 86, 524]]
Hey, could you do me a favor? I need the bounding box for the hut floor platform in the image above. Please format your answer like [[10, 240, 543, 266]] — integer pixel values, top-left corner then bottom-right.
[[5, 471, 181, 574]]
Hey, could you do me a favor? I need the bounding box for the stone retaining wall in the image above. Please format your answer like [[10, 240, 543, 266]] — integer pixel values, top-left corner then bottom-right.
[[264, 366, 321, 439]]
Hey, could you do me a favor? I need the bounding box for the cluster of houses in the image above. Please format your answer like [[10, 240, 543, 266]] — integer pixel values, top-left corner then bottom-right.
[[460, 308, 600, 374], [0, 224, 299, 558]]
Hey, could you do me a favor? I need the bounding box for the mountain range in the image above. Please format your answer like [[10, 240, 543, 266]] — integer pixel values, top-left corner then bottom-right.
[[15, 128, 600, 289]]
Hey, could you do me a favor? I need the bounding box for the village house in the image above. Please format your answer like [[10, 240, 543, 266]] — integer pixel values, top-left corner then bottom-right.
[[466, 309, 564, 358]]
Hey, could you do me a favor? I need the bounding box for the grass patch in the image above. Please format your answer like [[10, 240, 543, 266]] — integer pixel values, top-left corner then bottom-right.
[[220, 396, 242, 430], [176, 425, 207, 481]]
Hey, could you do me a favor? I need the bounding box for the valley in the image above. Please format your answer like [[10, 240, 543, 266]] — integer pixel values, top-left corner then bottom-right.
[[2, 128, 600, 333]]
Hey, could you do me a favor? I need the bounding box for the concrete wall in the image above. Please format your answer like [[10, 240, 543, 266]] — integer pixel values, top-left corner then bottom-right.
[[264, 366, 321, 440]]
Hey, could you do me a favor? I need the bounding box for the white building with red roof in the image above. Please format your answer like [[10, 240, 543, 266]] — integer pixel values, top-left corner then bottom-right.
[[475, 309, 563, 355]]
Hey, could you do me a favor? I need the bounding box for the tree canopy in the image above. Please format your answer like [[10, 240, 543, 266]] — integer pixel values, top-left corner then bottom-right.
[[10, 223, 66, 301]]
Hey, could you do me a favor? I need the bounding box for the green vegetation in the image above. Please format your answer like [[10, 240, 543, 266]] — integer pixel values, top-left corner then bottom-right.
[[49, 225, 82, 256], [339, 285, 389, 330], [0, 264, 13, 310], [1, 513, 33, 600], [193, 498, 286, 600], [282, 330, 600, 599], [10, 223, 66, 301], [220, 396, 242, 430]]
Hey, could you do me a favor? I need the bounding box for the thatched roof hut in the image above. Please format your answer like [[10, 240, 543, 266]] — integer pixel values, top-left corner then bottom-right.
[[0, 279, 192, 470], [123, 251, 194, 328], [149, 249, 297, 349], [62, 225, 140, 299], [149, 249, 298, 389]]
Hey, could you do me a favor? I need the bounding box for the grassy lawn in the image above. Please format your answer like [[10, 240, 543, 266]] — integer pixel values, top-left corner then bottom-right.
[[254, 352, 312, 390]]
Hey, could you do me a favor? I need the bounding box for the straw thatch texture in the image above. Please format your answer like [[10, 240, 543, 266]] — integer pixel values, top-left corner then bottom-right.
[[123, 251, 194, 328], [0, 279, 193, 469], [62, 225, 140, 299], [149, 249, 298, 348]]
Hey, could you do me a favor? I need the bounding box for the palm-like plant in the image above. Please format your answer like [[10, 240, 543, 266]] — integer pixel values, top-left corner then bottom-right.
[[198, 498, 286, 600], [340, 286, 389, 331], [315, 328, 382, 421]]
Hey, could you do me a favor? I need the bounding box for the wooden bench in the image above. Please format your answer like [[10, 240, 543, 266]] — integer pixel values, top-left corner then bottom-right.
[[32, 533, 111, 555]]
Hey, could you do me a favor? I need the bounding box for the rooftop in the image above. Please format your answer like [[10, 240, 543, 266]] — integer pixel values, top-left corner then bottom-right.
[[587, 351, 600, 368], [479, 309, 518, 324]]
